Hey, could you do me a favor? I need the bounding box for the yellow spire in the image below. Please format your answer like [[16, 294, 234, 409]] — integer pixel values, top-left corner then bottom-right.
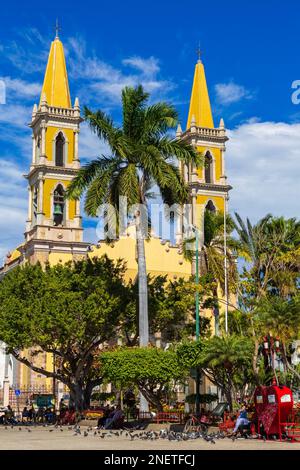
[[40, 36, 71, 108], [187, 60, 214, 129]]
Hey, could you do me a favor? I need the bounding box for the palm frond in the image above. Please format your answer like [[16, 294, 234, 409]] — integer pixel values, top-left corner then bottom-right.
[[66, 156, 116, 200]]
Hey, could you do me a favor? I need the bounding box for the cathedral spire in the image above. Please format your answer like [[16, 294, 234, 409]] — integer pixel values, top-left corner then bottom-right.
[[39, 34, 71, 108], [186, 59, 214, 130]]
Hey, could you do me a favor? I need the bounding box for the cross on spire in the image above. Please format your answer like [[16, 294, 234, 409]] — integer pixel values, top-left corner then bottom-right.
[[196, 42, 202, 63], [55, 19, 61, 39]]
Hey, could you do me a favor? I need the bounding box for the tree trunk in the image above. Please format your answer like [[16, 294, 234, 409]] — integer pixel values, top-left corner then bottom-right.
[[69, 383, 85, 412], [135, 214, 149, 413], [138, 386, 163, 412], [136, 222, 149, 347], [83, 381, 95, 410], [213, 286, 220, 337], [282, 342, 300, 382]]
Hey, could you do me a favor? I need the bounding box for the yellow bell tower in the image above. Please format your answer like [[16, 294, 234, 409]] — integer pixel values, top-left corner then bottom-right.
[[178, 56, 232, 239], [23, 32, 89, 265]]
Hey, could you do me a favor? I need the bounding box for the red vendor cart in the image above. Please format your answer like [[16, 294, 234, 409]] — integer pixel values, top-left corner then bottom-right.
[[256, 384, 293, 440]]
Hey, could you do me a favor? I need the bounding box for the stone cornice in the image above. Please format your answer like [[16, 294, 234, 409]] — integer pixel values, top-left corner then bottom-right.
[[180, 126, 229, 144], [25, 164, 79, 179], [189, 181, 233, 193], [29, 107, 83, 128]]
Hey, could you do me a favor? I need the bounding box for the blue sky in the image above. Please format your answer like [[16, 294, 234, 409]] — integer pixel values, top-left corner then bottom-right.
[[1, 0, 300, 260]]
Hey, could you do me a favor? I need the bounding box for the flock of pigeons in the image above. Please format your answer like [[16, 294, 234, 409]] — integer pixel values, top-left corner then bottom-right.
[[2, 423, 263, 443]]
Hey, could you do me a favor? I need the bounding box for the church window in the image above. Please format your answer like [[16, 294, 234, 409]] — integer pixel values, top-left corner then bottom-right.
[[205, 200, 216, 213], [53, 184, 65, 226], [55, 132, 65, 167], [204, 152, 213, 184], [36, 135, 41, 162], [32, 186, 38, 222]]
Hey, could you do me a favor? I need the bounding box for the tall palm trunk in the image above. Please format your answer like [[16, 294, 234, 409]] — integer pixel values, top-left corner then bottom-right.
[[136, 224, 149, 347], [136, 217, 149, 412]]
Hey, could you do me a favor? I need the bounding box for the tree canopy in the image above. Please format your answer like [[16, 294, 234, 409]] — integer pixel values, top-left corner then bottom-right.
[[0, 256, 128, 410], [100, 347, 186, 411]]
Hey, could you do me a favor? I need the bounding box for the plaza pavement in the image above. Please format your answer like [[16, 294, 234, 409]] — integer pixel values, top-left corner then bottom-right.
[[0, 426, 299, 450]]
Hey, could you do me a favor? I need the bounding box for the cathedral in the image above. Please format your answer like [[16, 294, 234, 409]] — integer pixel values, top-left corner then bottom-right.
[[0, 32, 231, 393]]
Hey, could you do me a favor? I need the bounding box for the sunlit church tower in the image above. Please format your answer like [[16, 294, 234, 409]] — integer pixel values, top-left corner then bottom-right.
[[23, 31, 89, 266], [0, 32, 89, 391], [177, 55, 232, 244]]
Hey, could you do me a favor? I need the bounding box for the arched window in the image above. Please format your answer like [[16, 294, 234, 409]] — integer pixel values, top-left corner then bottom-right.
[[53, 184, 65, 226], [36, 135, 41, 162], [204, 152, 213, 184], [32, 186, 38, 223], [55, 132, 65, 167], [205, 200, 216, 213]]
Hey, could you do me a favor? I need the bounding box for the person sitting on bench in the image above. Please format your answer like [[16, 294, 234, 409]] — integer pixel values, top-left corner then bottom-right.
[[231, 404, 250, 437], [104, 405, 124, 429]]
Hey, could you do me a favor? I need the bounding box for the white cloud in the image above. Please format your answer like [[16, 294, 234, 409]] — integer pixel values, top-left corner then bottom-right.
[[67, 37, 174, 104], [0, 159, 27, 264], [2, 77, 41, 100], [0, 104, 31, 127], [227, 121, 300, 222], [215, 81, 253, 105], [79, 122, 110, 161], [122, 56, 160, 75]]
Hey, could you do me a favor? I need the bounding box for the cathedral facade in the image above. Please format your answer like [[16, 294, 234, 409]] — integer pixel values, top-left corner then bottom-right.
[[0, 34, 231, 392]]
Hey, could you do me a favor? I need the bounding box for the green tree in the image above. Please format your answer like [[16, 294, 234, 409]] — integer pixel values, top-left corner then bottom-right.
[[122, 275, 211, 345], [254, 295, 300, 381], [66, 85, 202, 350], [184, 210, 239, 333], [100, 347, 185, 411], [0, 256, 128, 411], [235, 214, 300, 301], [235, 213, 300, 379], [195, 335, 254, 411]]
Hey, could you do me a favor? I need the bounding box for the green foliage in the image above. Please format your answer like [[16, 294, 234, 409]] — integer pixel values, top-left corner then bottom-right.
[[195, 335, 254, 410], [99, 347, 186, 410], [100, 347, 184, 386], [176, 341, 203, 369], [236, 213, 300, 303], [121, 275, 211, 345], [0, 256, 128, 409], [66, 85, 202, 217]]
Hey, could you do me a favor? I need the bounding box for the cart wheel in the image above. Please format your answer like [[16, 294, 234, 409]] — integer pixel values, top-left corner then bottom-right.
[[183, 419, 193, 433], [199, 423, 209, 435]]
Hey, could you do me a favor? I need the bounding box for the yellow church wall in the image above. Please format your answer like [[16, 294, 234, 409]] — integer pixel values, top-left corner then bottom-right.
[[90, 234, 191, 283], [197, 194, 225, 212], [196, 145, 222, 182], [48, 252, 74, 265], [45, 127, 74, 163], [43, 178, 76, 220]]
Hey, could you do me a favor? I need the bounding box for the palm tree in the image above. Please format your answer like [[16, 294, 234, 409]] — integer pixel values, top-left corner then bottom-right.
[[254, 295, 300, 381], [183, 210, 239, 334], [66, 85, 202, 349], [235, 213, 300, 299], [234, 213, 300, 379], [198, 335, 254, 410]]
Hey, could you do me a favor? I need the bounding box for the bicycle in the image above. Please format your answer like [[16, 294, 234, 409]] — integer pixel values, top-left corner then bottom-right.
[[183, 414, 209, 434]]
